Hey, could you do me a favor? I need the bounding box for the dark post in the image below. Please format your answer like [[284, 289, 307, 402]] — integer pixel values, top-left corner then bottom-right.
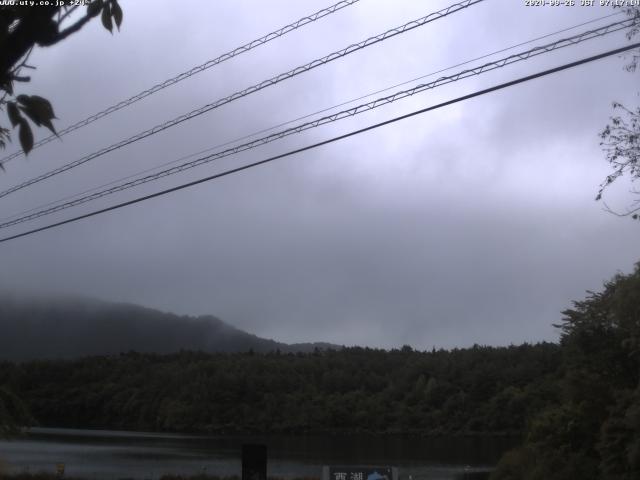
[[242, 444, 267, 480]]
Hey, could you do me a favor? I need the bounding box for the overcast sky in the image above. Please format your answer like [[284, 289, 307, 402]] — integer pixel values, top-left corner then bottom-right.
[[0, 0, 638, 349]]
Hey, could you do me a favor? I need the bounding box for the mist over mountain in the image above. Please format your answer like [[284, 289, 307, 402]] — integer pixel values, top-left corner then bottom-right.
[[0, 294, 339, 360]]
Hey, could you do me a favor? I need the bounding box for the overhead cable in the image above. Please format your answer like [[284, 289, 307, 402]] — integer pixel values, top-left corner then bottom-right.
[[1, 41, 638, 244], [2, 9, 620, 226], [0, 0, 362, 166], [0, 0, 485, 199], [1, 12, 624, 226], [0, 17, 633, 230]]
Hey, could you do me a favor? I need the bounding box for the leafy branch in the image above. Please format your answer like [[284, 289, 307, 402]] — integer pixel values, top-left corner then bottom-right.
[[598, 102, 640, 219], [597, 6, 640, 219], [0, 0, 123, 161]]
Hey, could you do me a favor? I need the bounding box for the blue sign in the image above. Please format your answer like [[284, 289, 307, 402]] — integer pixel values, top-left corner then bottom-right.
[[325, 466, 397, 480]]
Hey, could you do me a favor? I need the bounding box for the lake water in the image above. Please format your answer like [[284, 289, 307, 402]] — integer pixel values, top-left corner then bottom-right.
[[0, 428, 518, 480]]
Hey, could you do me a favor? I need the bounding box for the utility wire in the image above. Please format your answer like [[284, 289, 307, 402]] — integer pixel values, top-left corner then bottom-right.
[[0, 0, 362, 167], [0, 17, 633, 230], [0, 0, 485, 200], [0, 10, 621, 225], [185, 10, 625, 156], [1, 41, 638, 245], [0, 11, 624, 228]]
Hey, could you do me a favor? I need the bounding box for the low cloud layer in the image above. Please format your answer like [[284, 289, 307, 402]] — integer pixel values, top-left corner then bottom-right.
[[0, 0, 638, 349]]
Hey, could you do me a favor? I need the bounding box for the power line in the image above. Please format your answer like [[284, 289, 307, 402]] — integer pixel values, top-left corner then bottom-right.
[[0, 17, 633, 230], [0, 12, 622, 226], [196, 11, 625, 154], [1, 41, 637, 245], [0, 0, 485, 200], [0, 0, 362, 167], [1, 10, 621, 225]]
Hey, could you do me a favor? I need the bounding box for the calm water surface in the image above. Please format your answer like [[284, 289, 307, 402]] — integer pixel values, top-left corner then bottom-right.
[[0, 428, 518, 480]]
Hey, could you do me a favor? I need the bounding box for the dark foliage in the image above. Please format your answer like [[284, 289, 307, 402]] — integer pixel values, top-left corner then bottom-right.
[[0, 1, 122, 156], [0, 384, 34, 438], [597, 6, 640, 218], [0, 343, 561, 436], [492, 263, 640, 479], [0, 475, 315, 480]]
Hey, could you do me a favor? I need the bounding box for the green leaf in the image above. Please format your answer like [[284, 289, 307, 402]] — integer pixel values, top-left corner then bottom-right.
[[41, 118, 57, 135], [15, 95, 57, 135], [101, 3, 113, 33], [19, 105, 42, 127], [87, 0, 103, 17], [111, 0, 123, 29], [7, 102, 21, 127], [28, 95, 56, 120], [18, 119, 33, 155]]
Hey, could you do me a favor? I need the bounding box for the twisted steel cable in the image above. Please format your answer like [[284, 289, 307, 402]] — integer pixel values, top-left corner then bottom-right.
[[0, 0, 485, 199], [0, 17, 633, 231], [2, 42, 639, 244], [0, 11, 624, 225], [0, 0, 361, 166]]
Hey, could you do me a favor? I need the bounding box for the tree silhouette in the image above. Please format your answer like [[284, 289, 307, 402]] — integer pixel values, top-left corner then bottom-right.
[[0, 0, 123, 158], [597, 6, 640, 219]]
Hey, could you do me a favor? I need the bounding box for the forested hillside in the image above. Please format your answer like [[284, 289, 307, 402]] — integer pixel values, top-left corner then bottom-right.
[[492, 263, 640, 480], [0, 295, 337, 360], [0, 343, 561, 435], [1, 264, 638, 479]]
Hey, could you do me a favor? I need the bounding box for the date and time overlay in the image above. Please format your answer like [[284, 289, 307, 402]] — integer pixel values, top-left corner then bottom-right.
[[526, 0, 638, 6], [0, 0, 638, 7]]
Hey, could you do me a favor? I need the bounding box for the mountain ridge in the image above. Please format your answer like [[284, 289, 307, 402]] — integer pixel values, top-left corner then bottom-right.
[[0, 293, 341, 360]]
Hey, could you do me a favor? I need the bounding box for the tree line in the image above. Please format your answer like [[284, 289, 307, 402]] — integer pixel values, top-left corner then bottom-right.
[[0, 342, 561, 436], [492, 262, 640, 479], [1, 262, 639, 479]]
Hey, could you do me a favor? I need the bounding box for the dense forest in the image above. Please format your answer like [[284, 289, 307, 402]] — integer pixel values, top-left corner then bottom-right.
[[0, 343, 560, 436], [491, 262, 640, 480], [0, 264, 638, 479]]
